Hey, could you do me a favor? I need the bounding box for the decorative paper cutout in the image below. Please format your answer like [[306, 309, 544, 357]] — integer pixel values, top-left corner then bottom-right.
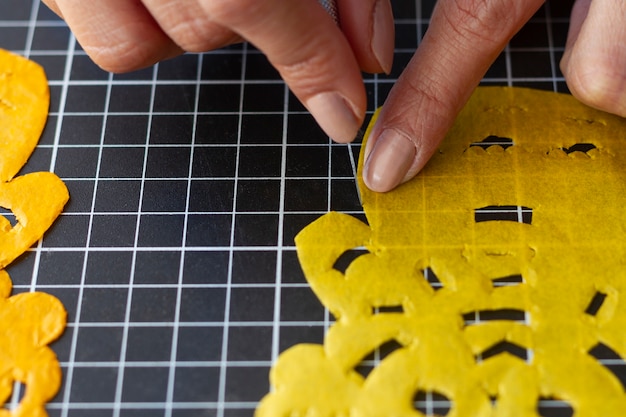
[[257, 87, 626, 416], [0, 49, 68, 416]]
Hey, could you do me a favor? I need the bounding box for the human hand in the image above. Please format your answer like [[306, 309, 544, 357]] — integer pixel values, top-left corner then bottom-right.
[[363, 0, 626, 192], [41, 0, 395, 144]]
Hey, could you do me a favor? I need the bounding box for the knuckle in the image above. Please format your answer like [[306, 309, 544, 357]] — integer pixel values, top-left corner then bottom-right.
[[565, 61, 626, 116]]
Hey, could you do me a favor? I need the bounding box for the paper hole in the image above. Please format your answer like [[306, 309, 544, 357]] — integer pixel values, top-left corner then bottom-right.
[[584, 291, 607, 316], [421, 267, 443, 291], [560, 143, 597, 155], [463, 308, 527, 323], [413, 389, 452, 416], [0, 207, 17, 230], [588, 343, 626, 390], [478, 340, 528, 361], [2, 381, 26, 411], [474, 206, 532, 224], [469, 135, 514, 150], [332, 248, 369, 274], [492, 274, 524, 286], [355, 339, 404, 379], [537, 397, 574, 417], [372, 305, 404, 314]]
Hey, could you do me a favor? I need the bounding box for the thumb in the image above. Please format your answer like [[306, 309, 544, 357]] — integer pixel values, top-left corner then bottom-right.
[[362, 0, 544, 192]]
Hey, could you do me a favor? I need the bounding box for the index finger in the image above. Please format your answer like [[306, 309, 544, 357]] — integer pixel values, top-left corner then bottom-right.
[[202, 0, 367, 143], [363, 0, 544, 192]]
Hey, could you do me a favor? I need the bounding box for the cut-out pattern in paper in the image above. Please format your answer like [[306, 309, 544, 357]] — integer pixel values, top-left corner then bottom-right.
[[256, 87, 626, 416], [0, 49, 68, 417]]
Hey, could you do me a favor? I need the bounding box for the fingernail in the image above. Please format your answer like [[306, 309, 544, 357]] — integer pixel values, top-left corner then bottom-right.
[[306, 92, 361, 143], [363, 129, 416, 192], [371, 0, 394, 74]]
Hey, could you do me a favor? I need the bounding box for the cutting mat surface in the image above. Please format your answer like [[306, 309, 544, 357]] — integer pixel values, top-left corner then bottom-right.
[[0, 1, 608, 416]]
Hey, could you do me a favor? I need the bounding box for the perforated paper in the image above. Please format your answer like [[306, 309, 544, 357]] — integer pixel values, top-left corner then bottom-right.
[[257, 87, 626, 416], [0, 49, 68, 417]]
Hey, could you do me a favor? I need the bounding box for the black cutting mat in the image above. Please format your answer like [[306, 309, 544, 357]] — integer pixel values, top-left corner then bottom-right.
[[1, 1, 615, 416]]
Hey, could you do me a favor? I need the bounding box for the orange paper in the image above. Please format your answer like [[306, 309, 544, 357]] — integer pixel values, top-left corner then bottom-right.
[[257, 87, 626, 416], [0, 49, 68, 417]]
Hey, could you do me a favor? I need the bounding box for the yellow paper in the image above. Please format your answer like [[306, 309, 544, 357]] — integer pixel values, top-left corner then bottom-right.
[[0, 49, 68, 417], [257, 87, 626, 416]]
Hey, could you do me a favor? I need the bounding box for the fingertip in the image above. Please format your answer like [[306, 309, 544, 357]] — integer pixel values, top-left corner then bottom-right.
[[362, 128, 417, 192], [306, 91, 364, 144]]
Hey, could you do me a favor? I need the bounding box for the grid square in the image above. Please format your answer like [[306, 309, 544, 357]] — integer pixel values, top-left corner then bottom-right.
[[236, 180, 281, 212], [134, 251, 181, 284], [141, 180, 188, 212], [195, 115, 239, 144], [238, 146, 282, 177], [70, 55, 109, 80], [224, 366, 270, 402], [37, 251, 85, 285], [80, 288, 129, 322], [233, 214, 279, 246], [129, 288, 177, 322], [0, 0, 29, 19], [154, 84, 197, 112], [510, 51, 553, 78], [70, 367, 118, 402], [192, 147, 237, 178], [158, 54, 199, 80], [330, 179, 361, 211], [31, 26, 70, 50], [232, 251, 277, 284], [126, 326, 173, 361], [279, 325, 325, 353], [104, 115, 150, 145], [179, 288, 226, 322], [64, 85, 108, 113], [59, 116, 103, 145], [109, 85, 153, 113], [85, 251, 134, 284], [286, 114, 328, 144], [75, 326, 124, 362], [42, 214, 90, 247], [145, 146, 191, 178], [280, 287, 325, 322], [243, 83, 285, 112], [55, 147, 100, 178], [95, 180, 142, 212], [150, 115, 194, 144], [201, 53, 242, 80], [99, 147, 146, 178], [63, 180, 94, 213], [173, 367, 220, 402], [185, 214, 232, 247], [198, 84, 241, 112], [121, 367, 169, 402], [227, 326, 273, 360], [137, 214, 185, 247], [285, 146, 329, 176], [229, 287, 275, 322], [5, 251, 35, 286], [176, 326, 223, 361], [241, 114, 284, 144], [182, 251, 230, 284], [89, 214, 138, 247], [284, 179, 328, 212], [188, 180, 235, 212]]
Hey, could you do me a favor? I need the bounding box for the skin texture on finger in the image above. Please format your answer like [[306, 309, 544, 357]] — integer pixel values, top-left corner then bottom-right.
[[560, 0, 626, 117], [140, 0, 242, 52], [51, 0, 181, 73], [363, 0, 544, 192], [338, 0, 395, 74], [201, 0, 366, 143]]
